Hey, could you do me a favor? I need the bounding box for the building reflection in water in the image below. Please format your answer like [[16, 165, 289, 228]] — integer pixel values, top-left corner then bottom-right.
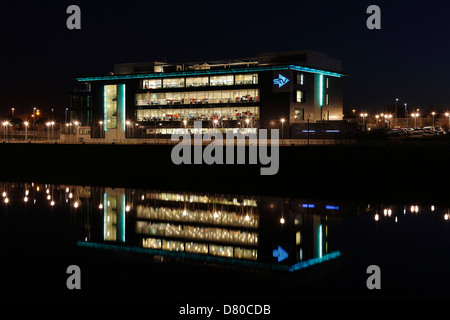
[[0, 181, 352, 272]]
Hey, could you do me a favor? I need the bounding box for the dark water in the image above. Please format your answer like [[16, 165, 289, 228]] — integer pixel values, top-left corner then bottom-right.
[[1, 181, 450, 302]]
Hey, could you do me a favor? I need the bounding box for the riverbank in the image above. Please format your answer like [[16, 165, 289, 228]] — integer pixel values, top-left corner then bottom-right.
[[1, 142, 449, 202]]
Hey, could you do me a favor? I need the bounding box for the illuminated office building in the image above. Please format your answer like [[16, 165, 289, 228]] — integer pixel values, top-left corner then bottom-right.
[[71, 50, 344, 139]]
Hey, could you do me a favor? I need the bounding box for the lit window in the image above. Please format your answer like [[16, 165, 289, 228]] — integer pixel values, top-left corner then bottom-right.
[[142, 79, 162, 89], [326, 94, 329, 105], [296, 90, 303, 103], [294, 108, 304, 120]]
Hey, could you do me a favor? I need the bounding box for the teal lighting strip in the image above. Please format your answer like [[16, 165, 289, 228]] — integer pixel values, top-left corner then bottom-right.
[[103, 192, 107, 241], [120, 193, 126, 243], [76, 65, 343, 82], [118, 84, 126, 132], [76, 241, 340, 272], [319, 74, 324, 107]]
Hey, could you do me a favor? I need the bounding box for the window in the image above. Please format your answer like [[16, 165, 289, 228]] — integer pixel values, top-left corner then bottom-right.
[[326, 94, 329, 105], [136, 106, 260, 122], [235, 74, 258, 85], [296, 90, 303, 103], [210, 75, 234, 86], [163, 78, 185, 88], [295, 108, 304, 120], [326, 77, 329, 89], [297, 73, 304, 85], [142, 79, 162, 89], [137, 89, 260, 106], [104, 85, 117, 129], [186, 77, 209, 87]]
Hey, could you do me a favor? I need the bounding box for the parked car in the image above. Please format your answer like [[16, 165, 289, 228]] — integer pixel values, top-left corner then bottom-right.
[[422, 126, 437, 136], [434, 126, 446, 135], [403, 127, 414, 135], [411, 128, 424, 135]]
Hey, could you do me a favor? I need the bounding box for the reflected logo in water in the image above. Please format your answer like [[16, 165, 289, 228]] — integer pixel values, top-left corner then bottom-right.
[[273, 246, 289, 262]]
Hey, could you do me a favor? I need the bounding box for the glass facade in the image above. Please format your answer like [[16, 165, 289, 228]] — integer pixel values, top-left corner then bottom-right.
[[142, 79, 162, 89], [163, 77, 185, 88], [141, 74, 257, 90], [104, 85, 117, 129], [136, 106, 259, 122], [136, 89, 259, 106]]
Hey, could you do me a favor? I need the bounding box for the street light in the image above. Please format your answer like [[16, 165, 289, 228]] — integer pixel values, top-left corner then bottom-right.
[[126, 120, 132, 138], [431, 112, 436, 126], [384, 114, 393, 128], [2, 121, 9, 140], [395, 98, 399, 126], [360, 113, 368, 131], [46, 122, 51, 140], [411, 113, 420, 128], [50, 121, 55, 141], [99, 121, 104, 138], [24, 121, 29, 141], [280, 118, 285, 143]]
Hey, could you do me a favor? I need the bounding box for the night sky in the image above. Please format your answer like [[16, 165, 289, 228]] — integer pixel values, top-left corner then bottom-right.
[[0, 0, 449, 117]]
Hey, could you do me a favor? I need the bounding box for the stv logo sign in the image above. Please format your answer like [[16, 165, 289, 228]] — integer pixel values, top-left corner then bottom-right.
[[273, 74, 290, 88]]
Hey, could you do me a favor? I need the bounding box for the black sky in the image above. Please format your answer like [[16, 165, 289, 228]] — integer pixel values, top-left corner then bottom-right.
[[0, 0, 449, 116]]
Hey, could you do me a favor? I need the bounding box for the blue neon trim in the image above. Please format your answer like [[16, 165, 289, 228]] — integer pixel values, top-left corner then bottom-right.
[[325, 205, 339, 210], [301, 204, 315, 208], [76, 65, 343, 82]]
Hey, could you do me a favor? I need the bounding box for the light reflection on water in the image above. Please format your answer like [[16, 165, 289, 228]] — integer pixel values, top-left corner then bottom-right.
[[0, 181, 344, 272], [0, 182, 449, 271]]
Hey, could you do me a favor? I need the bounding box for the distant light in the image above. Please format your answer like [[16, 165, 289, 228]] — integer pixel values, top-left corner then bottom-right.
[[24, 196, 28, 203], [74, 201, 79, 208], [65, 188, 69, 193], [280, 217, 285, 224], [4, 197, 9, 204], [69, 193, 73, 199], [445, 214, 449, 221], [99, 203, 103, 209], [46, 195, 51, 200], [2, 191, 6, 198], [50, 200, 55, 206], [125, 205, 130, 212], [325, 205, 339, 210], [431, 205, 435, 212], [374, 213, 379, 221], [301, 204, 315, 208]]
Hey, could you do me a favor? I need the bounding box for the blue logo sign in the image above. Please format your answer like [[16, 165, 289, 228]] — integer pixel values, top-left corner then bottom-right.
[[273, 74, 290, 88], [273, 246, 289, 262]]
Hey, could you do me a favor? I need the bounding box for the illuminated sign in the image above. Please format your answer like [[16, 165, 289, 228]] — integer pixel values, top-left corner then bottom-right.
[[272, 245, 289, 262], [273, 74, 290, 88]]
